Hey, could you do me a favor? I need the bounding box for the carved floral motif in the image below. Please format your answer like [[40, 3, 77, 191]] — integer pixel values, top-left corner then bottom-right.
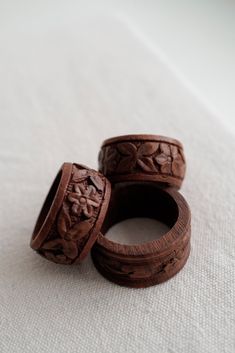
[[68, 184, 100, 218], [155, 143, 172, 174], [40, 166, 104, 264], [116, 142, 158, 173], [99, 141, 185, 179]]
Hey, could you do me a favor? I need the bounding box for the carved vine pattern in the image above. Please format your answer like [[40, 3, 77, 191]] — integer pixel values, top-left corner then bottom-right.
[[99, 141, 185, 179], [40, 166, 105, 264], [95, 240, 189, 280]]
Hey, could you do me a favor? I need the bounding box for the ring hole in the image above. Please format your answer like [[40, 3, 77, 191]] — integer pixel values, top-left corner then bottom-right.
[[106, 218, 170, 244], [101, 183, 178, 245]]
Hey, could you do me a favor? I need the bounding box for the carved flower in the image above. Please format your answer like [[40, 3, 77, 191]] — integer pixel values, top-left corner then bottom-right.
[[155, 143, 172, 174], [155, 143, 185, 177], [116, 142, 158, 173], [68, 184, 100, 218], [41, 180, 100, 264]]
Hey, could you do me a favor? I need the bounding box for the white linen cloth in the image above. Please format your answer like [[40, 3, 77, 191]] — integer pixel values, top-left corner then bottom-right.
[[0, 4, 234, 353]]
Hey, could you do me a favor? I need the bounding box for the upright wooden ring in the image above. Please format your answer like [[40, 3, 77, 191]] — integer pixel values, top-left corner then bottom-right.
[[98, 134, 186, 188], [91, 183, 191, 288], [30, 163, 111, 264]]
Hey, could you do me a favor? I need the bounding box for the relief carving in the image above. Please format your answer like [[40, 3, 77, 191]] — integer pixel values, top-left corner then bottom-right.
[[39, 166, 104, 264], [99, 141, 185, 179]]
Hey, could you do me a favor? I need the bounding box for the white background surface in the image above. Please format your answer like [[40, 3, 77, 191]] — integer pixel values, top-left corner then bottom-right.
[[0, 1, 234, 352]]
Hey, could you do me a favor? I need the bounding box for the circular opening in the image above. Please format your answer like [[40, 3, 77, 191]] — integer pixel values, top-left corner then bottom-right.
[[101, 183, 178, 245], [32, 169, 62, 239], [106, 218, 170, 244]]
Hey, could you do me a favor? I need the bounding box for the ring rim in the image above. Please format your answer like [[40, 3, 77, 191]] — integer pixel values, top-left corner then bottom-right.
[[101, 134, 183, 149], [92, 244, 191, 288], [95, 187, 190, 257], [30, 163, 72, 250]]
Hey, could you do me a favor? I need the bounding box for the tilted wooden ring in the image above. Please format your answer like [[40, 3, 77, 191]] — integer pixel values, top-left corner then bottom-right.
[[98, 134, 186, 189], [30, 163, 111, 264], [91, 183, 191, 288]]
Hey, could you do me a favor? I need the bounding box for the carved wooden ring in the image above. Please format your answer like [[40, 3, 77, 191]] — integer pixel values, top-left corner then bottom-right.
[[91, 183, 191, 288], [98, 134, 186, 188], [30, 163, 111, 264]]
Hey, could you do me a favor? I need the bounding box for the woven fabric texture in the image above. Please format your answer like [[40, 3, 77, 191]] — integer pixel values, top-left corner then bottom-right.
[[0, 8, 234, 353]]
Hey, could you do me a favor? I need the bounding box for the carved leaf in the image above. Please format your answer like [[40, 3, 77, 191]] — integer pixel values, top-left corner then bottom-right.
[[72, 168, 89, 182], [171, 146, 185, 177], [160, 163, 171, 174], [105, 160, 118, 174], [74, 184, 85, 195], [172, 157, 185, 177], [44, 251, 71, 264], [42, 238, 65, 250], [116, 156, 136, 173], [170, 145, 178, 158], [160, 143, 171, 155], [155, 153, 168, 165], [103, 147, 120, 173], [106, 146, 118, 161], [63, 241, 78, 259], [136, 157, 156, 172], [71, 203, 81, 216], [57, 205, 71, 238], [138, 142, 158, 156], [86, 185, 96, 197], [83, 203, 93, 218], [117, 142, 136, 156], [66, 220, 93, 241], [90, 175, 104, 191], [42, 239, 76, 261]]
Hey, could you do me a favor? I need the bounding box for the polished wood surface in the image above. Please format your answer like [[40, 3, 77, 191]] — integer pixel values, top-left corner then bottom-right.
[[92, 183, 191, 288], [98, 134, 186, 189]]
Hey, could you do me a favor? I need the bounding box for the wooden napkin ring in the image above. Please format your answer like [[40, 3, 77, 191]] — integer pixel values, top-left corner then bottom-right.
[[30, 163, 111, 264], [91, 183, 191, 288], [98, 134, 186, 188]]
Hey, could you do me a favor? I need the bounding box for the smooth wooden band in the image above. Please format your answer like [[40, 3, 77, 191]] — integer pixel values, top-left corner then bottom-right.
[[30, 163, 111, 264], [98, 134, 186, 189], [91, 183, 191, 288]]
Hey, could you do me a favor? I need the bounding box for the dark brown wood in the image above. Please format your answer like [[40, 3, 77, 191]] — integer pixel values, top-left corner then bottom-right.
[[91, 183, 191, 288], [30, 163, 111, 264], [98, 134, 186, 189]]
